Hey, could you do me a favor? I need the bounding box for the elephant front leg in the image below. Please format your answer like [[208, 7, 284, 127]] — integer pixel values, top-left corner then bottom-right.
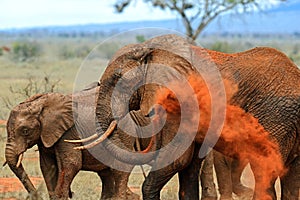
[[39, 147, 58, 199], [54, 143, 82, 199], [178, 144, 204, 200], [200, 151, 217, 200], [98, 169, 116, 199], [142, 165, 178, 200], [112, 169, 140, 200], [142, 143, 195, 200]]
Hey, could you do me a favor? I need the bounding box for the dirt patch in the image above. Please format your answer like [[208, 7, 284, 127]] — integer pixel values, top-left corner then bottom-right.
[[0, 177, 43, 193]]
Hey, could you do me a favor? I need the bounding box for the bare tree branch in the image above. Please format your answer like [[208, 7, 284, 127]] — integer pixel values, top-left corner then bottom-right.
[[114, 0, 287, 41]]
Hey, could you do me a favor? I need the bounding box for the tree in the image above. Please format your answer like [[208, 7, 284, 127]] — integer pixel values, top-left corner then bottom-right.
[[114, 0, 287, 41]]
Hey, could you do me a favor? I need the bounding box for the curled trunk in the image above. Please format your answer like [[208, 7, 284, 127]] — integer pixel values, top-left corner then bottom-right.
[[101, 132, 157, 165], [5, 143, 36, 194]]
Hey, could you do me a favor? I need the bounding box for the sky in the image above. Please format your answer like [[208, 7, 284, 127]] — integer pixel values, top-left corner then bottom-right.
[[0, 0, 175, 29], [0, 0, 291, 30]]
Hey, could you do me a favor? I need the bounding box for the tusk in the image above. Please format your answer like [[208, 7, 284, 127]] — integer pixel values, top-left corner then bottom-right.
[[74, 120, 117, 150], [16, 153, 23, 168], [64, 133, 99, 143], [141, 136, 155, 153]]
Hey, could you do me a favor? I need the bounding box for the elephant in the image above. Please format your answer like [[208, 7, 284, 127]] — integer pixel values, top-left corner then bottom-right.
[[4, 84, 139, 200], [213, 150, 253, 199], [70, 34, 299, 200]]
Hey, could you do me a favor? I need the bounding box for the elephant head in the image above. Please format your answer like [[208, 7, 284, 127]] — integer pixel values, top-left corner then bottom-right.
[[72, 34, 204, 166], [5, 93, 73, 193]]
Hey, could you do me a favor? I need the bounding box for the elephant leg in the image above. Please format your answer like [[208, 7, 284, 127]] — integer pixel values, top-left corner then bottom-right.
[[281, 156, 300, 200], [213, 150, 232, 200], [200, 151, 217, 200], [98, 169, 115, 199], [231, 158, 253, 197], [178, 144, 204, 200], [39, 147, 58, 200], [54, 142, 82, 199], [112, 169, 140, 200], [142, 143, 195, 200], [250, 163, 277, 200], [142, 166, 180, 200]]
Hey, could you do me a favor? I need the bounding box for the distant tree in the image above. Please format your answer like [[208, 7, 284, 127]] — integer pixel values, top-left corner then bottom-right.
[[114, 0, 287, 41], [2, 74, 61, 115]]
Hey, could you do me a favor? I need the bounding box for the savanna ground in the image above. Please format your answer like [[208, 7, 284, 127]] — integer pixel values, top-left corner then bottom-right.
[[0, 32, 299, 199]]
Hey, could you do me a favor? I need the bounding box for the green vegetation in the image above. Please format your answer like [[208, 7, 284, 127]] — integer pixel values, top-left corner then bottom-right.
[[12, 41, 42, 62], [136, 35, 146, 43]]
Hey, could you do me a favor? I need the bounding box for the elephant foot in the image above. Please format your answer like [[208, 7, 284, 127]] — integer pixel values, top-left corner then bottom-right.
[[104, 188, 139, 200], [233, 184, 253, 197], [201, 187, 217, 200]]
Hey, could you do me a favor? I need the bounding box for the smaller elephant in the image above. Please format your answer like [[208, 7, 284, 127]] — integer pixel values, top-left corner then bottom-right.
[[4, 85, 138, 200]]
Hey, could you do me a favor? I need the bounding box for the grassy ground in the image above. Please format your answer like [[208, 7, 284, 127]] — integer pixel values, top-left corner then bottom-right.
[[0, 34, 297, 199]]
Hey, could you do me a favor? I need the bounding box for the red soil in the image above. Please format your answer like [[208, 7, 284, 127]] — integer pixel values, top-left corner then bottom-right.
[[0, 177, 43, 193]]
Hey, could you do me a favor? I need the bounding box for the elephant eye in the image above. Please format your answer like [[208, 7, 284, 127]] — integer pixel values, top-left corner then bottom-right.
[[22, 128, 29, 136]]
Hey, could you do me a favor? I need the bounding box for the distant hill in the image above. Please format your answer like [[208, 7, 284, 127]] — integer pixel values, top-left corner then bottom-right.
[[203, 1, 300, 34], [1, 2, 299, 36]]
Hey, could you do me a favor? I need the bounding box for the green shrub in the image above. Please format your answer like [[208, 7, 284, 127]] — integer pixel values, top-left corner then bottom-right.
[[12, 41, 41, 62], [136, 35, 146, 43]]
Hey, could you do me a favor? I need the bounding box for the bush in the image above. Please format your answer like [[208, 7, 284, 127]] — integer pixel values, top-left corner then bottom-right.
[[12, 41, 42, 62], [136, 35, 146, 43], [59, 45, 91, 59]]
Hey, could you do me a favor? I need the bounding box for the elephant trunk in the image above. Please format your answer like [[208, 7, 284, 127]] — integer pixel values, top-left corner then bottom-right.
[[5, 142, 36, 194], [101, 130, 157, 165]]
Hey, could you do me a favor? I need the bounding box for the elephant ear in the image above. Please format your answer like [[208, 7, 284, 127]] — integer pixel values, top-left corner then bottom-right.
[[40, 93, 74, 148]]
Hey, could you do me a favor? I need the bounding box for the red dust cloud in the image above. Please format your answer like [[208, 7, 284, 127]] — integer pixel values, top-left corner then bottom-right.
[[155, 74, 286, 200]]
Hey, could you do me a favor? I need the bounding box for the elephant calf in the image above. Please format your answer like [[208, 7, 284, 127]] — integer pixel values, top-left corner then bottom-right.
[[4, 85, 138, 200]]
